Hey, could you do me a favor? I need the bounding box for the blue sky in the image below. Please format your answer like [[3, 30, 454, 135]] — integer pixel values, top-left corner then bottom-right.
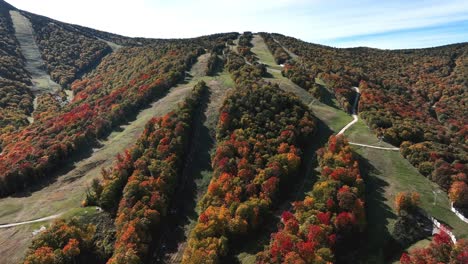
[[7, 0, 468, 49]]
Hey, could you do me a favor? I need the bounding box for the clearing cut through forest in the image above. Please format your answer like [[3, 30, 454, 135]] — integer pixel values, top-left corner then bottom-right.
[[0, 53, 211, 264], [336, 86, 399, 151], [222, 34, 334, 263], [276, 35, 468, 261], [9, 10, 62, 122], [153, 67, 236, 264], [231, 34, 468, 263]]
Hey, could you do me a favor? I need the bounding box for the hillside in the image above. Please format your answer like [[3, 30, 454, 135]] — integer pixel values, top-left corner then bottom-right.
[[263, 33, 467, 208], [0, 0, 466, 263]]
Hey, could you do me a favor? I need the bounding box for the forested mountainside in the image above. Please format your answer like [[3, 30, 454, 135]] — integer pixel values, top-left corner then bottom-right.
[[0, 0, 238, 197], [262, 33, 467, 209], [0, 0, 33, 135], [23, 11, 112, 86], [0, 0, 466, 263]]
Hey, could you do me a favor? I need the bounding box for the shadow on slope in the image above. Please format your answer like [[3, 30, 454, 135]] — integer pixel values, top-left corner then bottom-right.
[[10, 79, 183, 199], [223, 118, 334, 264], [149, 88, 212, 264], [354, 152, 400, 263]]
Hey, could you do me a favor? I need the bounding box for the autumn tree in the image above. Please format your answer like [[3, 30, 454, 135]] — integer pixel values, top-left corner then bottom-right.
[[395, 192, 420, 215]]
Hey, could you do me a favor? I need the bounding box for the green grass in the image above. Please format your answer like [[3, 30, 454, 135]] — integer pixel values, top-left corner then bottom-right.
[[251, 35, 283, 70], [346, 118, 467, 262], [407, 238, 432, 251], [344, 118, 467, 238], [315, 77, 326, 86], [247, 34, 468, 263], [0, 203, 23, 221], [60, 206, 101, 220], [309, 102, 352, 133], [209, 70, 235, 88], [237, 252, 257, 264], [0, 54, 220, 264]]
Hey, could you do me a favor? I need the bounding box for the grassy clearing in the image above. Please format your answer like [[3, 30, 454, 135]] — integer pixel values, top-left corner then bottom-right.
[[309, 102, 352, 132], [408, 238, 432, 250], [0, 224, 36, 263], [227, 34, 336, 264], [251, 35, 283, 70], [0, 54, 215, 264], [243, 35, 468, 263], [10, 11, 61, 95], [345, 119, 395, 147], [390, 238, 432, 264], [0, 203, 23, 221], [60, 206, 101, 220], [344, 119, 468, 239], [347, 118, 467, 261], [154, 69, 235, 263]]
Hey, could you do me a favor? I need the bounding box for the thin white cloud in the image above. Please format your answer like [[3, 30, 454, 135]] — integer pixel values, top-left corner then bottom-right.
[[5, 0, 468, 48], [327, 31, 468, 49]]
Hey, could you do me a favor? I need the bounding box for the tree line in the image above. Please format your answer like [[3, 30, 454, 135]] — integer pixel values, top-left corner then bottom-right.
[[263, 33, 468, 209], [0, 4, 34, 137], [0, 43, 203, 197], [256, 135, 366, 263], [22, 80, 209, 264], [181, 34, 316, 263]]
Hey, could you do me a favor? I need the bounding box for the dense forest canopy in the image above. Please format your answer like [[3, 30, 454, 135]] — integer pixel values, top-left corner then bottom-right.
[[0, 0, 466, 263], [0, 1, 33, 135], [263, 33, 467, 208]]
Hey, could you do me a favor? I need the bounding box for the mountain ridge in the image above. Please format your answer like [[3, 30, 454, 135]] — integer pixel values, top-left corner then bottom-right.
[[0, 1, 466, 263]]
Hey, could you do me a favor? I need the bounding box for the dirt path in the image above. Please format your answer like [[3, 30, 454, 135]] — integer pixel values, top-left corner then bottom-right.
[[0, 214, 62, 229], [273, 37, 298, 59], [263, 35, 467, 260], [334, 86, 401, 150], [0, 54, 210, 264], [97, 38, 122, 51], [349, 142, 399, 151], [10, 11, 61, 122], [337, 86, 359, 135]]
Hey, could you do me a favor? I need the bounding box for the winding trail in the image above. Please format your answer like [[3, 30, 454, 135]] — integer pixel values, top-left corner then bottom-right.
[[337, 86, 400, 151], [0, 214, 62, 229], [337, 86, 360, 135], [220, 34, 467, 263]]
